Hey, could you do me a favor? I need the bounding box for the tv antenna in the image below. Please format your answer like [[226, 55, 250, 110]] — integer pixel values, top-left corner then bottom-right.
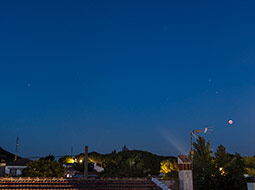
[[14, 136, 19, 161]]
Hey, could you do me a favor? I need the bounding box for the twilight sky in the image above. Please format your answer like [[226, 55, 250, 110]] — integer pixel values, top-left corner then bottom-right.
[[0, 0, 255, 158]]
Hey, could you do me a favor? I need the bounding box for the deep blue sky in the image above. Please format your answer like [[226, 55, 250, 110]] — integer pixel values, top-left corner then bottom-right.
[[0, 0, 254, 158]]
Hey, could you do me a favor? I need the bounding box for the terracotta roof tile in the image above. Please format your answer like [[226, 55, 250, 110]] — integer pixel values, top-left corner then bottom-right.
[[178, 155, 192, 164], [7, 159, 31, 166], [0, 178, 161, 190]]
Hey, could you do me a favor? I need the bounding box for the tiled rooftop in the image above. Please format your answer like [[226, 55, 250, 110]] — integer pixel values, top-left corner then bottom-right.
[[178, 155, 191, 164], [7, 159, 31, 166], [0, 178, 161, 190]]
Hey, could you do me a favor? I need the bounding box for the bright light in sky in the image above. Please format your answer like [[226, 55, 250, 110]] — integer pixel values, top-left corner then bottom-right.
[[228, 120, 233, 125]]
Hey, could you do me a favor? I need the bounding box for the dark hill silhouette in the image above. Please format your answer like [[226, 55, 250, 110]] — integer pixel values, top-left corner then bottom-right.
[[0, 146, 21, 163], [60, 147, 177, 177]]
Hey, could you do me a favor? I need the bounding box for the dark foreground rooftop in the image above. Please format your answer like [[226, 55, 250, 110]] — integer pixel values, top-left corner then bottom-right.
[[7, 159, 31, 166], [0, 178, 161, 190]]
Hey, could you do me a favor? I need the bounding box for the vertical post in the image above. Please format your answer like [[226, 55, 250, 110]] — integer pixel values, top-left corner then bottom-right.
[[14, 137, 19, 161], [190, 131, 193, 157], [84, 146, 88, 178], [190, 131, 194, 172]]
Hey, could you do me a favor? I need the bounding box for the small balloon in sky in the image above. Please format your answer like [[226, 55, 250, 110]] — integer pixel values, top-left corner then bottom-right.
[[228, 119, 233, 125]]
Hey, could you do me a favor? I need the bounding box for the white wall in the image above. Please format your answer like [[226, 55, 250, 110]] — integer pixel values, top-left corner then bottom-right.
[[179, 170, 193, 190], [248, 183, 255, 190], [93, 163, 104, 172], [5, 166, 26, 176]]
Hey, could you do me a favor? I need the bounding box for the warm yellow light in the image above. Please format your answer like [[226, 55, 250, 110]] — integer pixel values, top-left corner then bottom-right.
[[89, 158, 95, 163], [160, 160, 179, 174], [66, 157, 75, 164], [219, 167, 225, 175], [79, 159, 83, 163]]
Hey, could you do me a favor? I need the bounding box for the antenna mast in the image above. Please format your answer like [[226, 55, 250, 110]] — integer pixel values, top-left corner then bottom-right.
[[14, 136, 19, 161]]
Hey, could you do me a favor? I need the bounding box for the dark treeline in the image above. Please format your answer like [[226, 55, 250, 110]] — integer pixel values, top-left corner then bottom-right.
[[59, 145, 176, 177], [193, 137, 248, 190]]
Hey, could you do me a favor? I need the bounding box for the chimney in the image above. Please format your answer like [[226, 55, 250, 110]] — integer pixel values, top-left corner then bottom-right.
[[178, 155, 193, 190], [84, 146, 88, 178]]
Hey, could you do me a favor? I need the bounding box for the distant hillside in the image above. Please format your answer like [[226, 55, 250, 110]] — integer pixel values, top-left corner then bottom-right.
[[0, 147, 21, 163]]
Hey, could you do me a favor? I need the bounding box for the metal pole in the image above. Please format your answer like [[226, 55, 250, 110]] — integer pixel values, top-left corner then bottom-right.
[[190, 131, 193, 157], [14, 137, 19, 161], [84, 146, 88, 178], [190, 131, 194, 189], [190, 131, 194, 170]]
